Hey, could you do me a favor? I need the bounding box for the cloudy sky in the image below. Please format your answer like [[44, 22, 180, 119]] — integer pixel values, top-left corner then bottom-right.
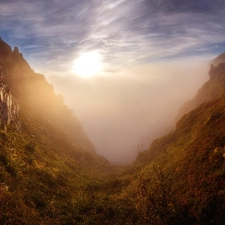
[[1, 0, 225, 163]]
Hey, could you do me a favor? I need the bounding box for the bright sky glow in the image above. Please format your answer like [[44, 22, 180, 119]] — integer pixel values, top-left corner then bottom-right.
[[73, 51, 102, 77], [0, 0, 224, 163], [1, 0, 225, 73]]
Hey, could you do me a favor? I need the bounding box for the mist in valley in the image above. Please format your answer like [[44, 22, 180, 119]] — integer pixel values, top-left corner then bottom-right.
[[47, 59, 209, 164], [0, 0, 222, 165]]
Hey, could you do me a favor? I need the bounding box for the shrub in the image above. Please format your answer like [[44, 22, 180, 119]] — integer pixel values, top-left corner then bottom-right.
[[25, 141, 36, 154]]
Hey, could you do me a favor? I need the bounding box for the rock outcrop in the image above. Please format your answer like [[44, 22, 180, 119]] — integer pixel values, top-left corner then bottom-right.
[[0, 65, 20, 132], [0, 38, 95, 152], [211, 52, 225, 66], [177, 62, 225, 120]]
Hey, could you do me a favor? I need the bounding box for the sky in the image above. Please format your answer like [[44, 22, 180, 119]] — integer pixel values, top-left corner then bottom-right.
[[1, 0, 225, 164]]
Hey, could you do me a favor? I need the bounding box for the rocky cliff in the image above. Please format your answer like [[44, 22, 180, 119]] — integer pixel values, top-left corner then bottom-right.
[[1, 39, 225, 224], [0, 64, 20, 132], [0, 40, 112, 225], [0, 38, 95, 152], [211, 52, 225, 66]]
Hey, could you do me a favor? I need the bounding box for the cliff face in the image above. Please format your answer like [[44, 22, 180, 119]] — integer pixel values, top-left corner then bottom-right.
[[0, 64, 20, 132], [0, 38, 95, 152]]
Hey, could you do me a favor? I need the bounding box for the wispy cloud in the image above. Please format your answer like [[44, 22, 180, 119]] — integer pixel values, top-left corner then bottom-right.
[[0, 0, 225, 163], [0, 0, 225, 72]]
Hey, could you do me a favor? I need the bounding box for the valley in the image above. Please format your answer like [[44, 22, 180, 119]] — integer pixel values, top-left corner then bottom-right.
[[0, 39, 225, 224]]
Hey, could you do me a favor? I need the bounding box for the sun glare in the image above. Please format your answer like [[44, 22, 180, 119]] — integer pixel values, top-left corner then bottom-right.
[[73, 51, 102, 77]]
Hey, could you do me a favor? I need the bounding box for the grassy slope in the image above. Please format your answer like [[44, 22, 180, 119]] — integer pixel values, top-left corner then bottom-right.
[[132, 98, 225, 223], [0, 39, 118, 224], [0, 106, 116, 224], [1, 39, 225, 224]]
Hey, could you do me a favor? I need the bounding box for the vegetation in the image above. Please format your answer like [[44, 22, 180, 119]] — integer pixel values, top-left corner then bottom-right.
[[1, 39, 225, 224], [1, 97, 225, 224]]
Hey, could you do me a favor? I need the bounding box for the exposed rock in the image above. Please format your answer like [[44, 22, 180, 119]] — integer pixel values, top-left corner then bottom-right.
[[0, 38, 95, 152], [0, 37, 12, 56], [0, 65, 20, 132], [176, 53, 225, 121], [211, 52, 225, 66], [209, 62, 225, 79], [13, 47, 19, 55]]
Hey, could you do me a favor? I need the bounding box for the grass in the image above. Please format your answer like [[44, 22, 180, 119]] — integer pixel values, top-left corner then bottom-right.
[[1, 39, 225, 224]]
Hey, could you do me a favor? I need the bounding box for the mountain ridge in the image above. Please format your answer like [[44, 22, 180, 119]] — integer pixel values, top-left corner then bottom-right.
[[177, 57, 225, 120], [0, 38, 95, 153], [0, 38, 115, 224], [131, 59, 225, 224], [1, 38, 225, 224], [211, 52, 225, 66]]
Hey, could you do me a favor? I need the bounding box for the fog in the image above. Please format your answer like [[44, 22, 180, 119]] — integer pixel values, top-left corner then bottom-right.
[[47, 60, 209, 164]]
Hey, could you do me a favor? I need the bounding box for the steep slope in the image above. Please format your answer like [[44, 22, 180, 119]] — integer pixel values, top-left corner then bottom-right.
[[0, 38, 115, 224], [132, 97, 225, 224], [2, 38, 225, 225], [177, 59, 225, 120], [64, 57, 225, 225], [0, 38, 95, 153], [132, 63, 225, 224], [0, 66, 20, 132]]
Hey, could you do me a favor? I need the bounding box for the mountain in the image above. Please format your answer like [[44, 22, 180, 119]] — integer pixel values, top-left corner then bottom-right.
[[211, 52, 225, 66], [0, 38, 95, 153], [133, 99, 225, 224], [0, 38, 114, 224], [177, 55, 225, 120], [133, 61, 225, 224], [1, 38, 225, 225]]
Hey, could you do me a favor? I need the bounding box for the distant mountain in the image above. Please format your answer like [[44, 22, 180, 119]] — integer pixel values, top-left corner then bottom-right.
[[177, 58, 225, 120]]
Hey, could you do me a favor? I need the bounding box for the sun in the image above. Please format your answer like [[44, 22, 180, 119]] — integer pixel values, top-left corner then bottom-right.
[[72, 51, 102, 77]]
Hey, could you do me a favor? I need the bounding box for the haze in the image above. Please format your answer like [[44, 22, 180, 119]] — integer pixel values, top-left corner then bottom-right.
[[48, 61, 209, 164], [0, 0, 225, 163]]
